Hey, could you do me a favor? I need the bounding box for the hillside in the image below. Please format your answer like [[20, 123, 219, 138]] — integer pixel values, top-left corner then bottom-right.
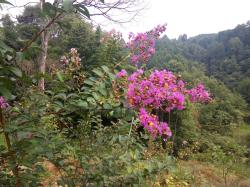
[[0, 1, 250, 186], [151, 22, 250, 107]]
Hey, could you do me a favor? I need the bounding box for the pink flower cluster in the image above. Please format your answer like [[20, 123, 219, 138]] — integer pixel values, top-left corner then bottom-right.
[[127, 69, 186, 112], [188, 84, 211, 103], [127, 24, 166, 65], [120, 24, 211, 141], [139, 108, 172, 140], [0, 96, 8, 109], [125, 69, 211, 140]]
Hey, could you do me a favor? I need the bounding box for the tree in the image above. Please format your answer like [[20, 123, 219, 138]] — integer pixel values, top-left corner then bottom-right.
[[1, 14, 20, 50], [9, 0, 144, 91], [228, 37, 243, 56], [238, 78, 250, 104]]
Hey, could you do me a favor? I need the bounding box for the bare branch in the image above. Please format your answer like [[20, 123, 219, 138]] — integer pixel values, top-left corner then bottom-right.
[[76, 0, 147, 24], [20, 12, 63, 52]]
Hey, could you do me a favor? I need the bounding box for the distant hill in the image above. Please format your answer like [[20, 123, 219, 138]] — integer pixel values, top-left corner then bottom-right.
[[151, 21, 250, 105]]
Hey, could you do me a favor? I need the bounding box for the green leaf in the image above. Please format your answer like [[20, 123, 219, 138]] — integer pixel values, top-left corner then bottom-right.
[[63, 0, 74, 12], [0, 87, 13, 99], [16, 52, 26, 61], [103, 103, 111, 109], [101, 65, 110, 74], [9, 67, 22, 77], [67, 93, 79, 99], [98, 88, 107, 97], [89, 77, 97, 82], [108, 72, 115, 80], [54, 93, 67, 101], [75, 4, 90, 19], [56, 71, 64, 82], [76, 100, 88, 109], [92, 68, 104, 77], [87, 97, 96, 106], [84, 79, 94, 86], [92, 92, 101, 101]]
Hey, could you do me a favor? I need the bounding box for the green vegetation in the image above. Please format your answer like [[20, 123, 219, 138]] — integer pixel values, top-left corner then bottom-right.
[[0, 0, 249, 186]]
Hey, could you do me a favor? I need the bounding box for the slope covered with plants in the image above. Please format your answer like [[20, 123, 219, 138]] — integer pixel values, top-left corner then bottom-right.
[[0, 1, 249, 186], [151, 22, 250, 107]]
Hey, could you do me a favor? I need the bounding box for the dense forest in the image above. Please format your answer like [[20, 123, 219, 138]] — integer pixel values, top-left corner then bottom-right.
[[151, 23, 250, 107], [0, 0, 249, 186]]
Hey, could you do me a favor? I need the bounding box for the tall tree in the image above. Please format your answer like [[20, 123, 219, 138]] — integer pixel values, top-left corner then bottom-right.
[[38, 0, 49, 91]]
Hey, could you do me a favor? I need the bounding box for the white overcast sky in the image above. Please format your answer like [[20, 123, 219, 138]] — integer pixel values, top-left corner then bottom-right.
[[2, 0, 250, 39]]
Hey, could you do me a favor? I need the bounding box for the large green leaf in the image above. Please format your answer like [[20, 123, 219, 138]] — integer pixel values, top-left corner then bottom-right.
[[92, 68, 104, 77], [0, 87, 13, 99], [75, 4, 90, 19], [56, 71, 64, 82], [76, 100, 88, 109], [84, 79, 94, 86], [101, 65, 110, 73], [9, 67, 22, 77]]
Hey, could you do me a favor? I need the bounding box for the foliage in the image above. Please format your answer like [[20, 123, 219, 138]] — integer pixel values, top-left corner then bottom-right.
[[0, 41, 23, 99], [152, 22, 250, 108], [0, 1, 249, 184], [0, 48, 177, 186]]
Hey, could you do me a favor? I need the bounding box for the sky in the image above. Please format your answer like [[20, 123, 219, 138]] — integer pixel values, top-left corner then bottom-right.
[[117, 0, 250, 39], [2, 0, 250, 39]]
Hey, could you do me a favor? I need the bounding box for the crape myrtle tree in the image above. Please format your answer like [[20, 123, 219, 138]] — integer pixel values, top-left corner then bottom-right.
[[2, 0, 145, 91]]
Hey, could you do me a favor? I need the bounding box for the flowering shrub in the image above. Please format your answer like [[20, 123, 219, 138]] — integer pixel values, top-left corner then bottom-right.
[[0, 96, 8, 109], [118, 25, 212, 141], [127, 24, 166, 65], [124, 69, 211, 140]]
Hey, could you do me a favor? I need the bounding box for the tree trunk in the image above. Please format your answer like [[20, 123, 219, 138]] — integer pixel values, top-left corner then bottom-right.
[[38, 31, 49, 91], [38, 0, 48, 91]]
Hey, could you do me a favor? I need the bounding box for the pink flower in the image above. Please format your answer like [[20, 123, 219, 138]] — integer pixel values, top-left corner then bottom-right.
[[116, 69, 127, 78], [166, 92, 185, 112], [60, 56, 69, 65], [127, 69, 186, 111], [188, 84, 211, 103], [159, 122, 172, 141], [128, 32, 134, 39], [131, 55, 139, 64], [148, 47, 155, 54], [139, 108, 160, 138], [127, 24, 167, 65], [0, 97, 9, 109], [70, 48, 77, 54], [138, 108, 172, 140]]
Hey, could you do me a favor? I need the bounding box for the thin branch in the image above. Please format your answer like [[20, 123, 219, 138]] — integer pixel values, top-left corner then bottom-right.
[[20, 12, 63, 52]]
